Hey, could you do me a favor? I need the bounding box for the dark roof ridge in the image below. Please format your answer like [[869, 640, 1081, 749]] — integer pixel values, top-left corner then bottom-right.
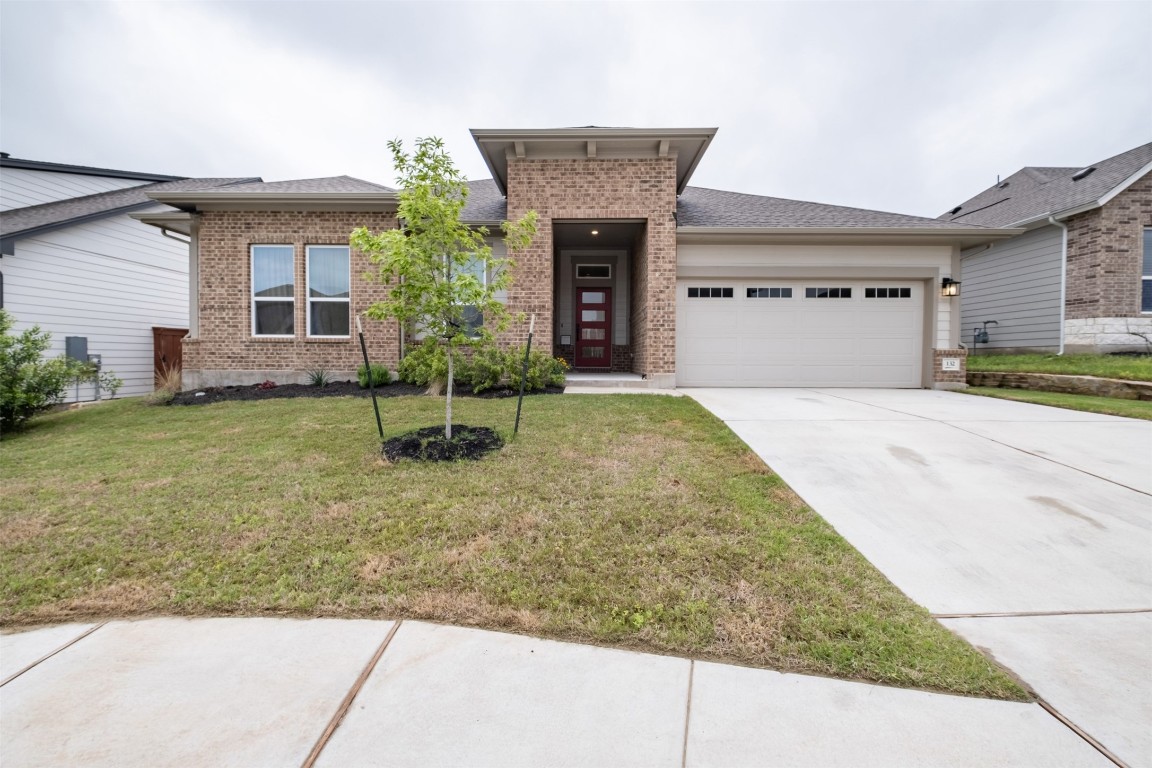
[[681, 185, 988, 229], [0, 155, 186, 182]]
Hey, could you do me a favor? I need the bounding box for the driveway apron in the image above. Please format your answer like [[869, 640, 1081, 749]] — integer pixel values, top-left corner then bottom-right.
[[685, 388, 1152, 767]]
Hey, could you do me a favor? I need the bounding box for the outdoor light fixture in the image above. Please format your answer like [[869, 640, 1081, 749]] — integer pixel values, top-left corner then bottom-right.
[[941, 277, 961, 297], [591, 229, 599, 236]]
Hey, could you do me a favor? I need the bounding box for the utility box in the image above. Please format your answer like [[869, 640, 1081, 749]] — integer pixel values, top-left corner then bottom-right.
[[65, 336, 88, 362]]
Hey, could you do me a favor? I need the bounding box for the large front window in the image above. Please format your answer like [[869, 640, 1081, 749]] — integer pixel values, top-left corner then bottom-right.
[[252, 245, 294, 336], [1142, 228, 1152, 313], [307, 246, 351, 337]]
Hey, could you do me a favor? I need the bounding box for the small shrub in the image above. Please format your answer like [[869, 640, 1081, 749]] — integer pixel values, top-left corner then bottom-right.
[[306, 368, 333, 387], [398, 339, 471, 393], [0, 308, 123, 434], [156, 364, 183, 394], [467, 346, 506, 393], [257, 379, 277, 390], [144, 364, 181, 406], [357, 363, 391, 388], [506, 347, 568, 392]]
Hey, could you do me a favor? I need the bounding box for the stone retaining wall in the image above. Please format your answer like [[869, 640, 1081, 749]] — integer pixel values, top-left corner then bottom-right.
[[967, 371, 1152, 401]]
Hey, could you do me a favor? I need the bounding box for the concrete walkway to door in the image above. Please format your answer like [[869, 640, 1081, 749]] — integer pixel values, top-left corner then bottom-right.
[[684, 388, 1152, 767]]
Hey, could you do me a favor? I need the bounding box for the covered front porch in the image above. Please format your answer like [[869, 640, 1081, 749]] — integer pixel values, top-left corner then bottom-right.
[[550, 220, 647, 374]]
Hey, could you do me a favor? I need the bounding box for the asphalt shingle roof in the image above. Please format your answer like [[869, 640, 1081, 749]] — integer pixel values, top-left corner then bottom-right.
[[938, 142, 1152, 227], [677, 187, 988, 229], [460, 180, 990, 229], [1, 177, 258, 237], [207, 176, 393, 194], [462, 179, 508, 222]]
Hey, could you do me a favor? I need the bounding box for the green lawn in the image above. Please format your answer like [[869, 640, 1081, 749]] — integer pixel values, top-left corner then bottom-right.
[[1, 394, 1025, 699], [966, 353, 1152, 381], [965, 387, 1152, 420]]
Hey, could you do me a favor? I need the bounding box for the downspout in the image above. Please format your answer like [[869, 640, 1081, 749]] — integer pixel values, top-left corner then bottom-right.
[[1048, 215, 1068, 355]]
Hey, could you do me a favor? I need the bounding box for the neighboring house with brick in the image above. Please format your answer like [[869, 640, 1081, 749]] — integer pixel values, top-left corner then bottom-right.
[[938, 142, 1152, 353], [0, 153, 257, 400], [140, 127, 1019, 391]]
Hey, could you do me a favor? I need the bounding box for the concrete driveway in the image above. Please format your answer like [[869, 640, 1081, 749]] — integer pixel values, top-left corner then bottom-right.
[[685, 388, 1152, 767]]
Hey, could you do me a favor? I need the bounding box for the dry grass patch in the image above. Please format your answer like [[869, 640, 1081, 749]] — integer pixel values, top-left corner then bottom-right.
[[0, 394, 1026, 700]]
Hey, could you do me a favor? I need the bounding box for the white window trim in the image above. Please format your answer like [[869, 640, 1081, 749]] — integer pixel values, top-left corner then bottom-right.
[[1142, 228, 1152, 314], [306, 245, 352, 338], [251, 244, 295, 338]]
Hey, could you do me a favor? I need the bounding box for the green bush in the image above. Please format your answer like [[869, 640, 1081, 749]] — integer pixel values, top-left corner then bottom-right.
[[357, 363, 391, 388], [0, 309, 122, 435], [467, 346, 506, 393], [306, 367, 333, 387], [506, 347, 568, 392], [397, 339, 470, 388]]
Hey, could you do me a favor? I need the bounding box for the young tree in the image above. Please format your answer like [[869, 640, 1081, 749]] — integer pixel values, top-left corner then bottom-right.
[[351, 137, 537, 440]]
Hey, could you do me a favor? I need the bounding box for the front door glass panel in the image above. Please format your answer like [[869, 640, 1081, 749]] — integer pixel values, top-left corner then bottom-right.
[[575, 287, 611, 368]]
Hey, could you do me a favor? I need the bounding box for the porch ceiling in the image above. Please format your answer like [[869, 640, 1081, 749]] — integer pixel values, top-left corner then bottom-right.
[[553, 221, 644, 250]]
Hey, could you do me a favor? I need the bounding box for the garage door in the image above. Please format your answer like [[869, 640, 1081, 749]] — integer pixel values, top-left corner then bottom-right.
[[676, 280, 924, 387]]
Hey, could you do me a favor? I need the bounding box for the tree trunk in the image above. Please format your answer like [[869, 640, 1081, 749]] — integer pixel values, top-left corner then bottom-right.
[[445, 341, 454, 441]]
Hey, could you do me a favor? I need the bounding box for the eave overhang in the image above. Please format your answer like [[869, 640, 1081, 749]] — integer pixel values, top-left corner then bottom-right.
[[147, 190, 400, 213], [471, 127, 718, 196], [130, 210, 195, 237], [676, 226, 1024, 249]]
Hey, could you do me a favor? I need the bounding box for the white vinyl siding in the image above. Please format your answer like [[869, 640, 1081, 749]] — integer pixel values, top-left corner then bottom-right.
[[0, 168, 149, 211], [677, 279, 923, 387], [960, 225, 1063, 350], [1, 207, 189, 400]]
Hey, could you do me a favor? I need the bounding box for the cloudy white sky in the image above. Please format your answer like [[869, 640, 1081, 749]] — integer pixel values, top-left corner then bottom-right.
[[2, 0, 1149, 218]]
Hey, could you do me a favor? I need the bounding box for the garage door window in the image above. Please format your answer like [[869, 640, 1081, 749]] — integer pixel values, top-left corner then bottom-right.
[[865, 287, 912, 299], [746, 287, 793, 298], [805, 287, 852, 299], [688, 287, 734, 298]]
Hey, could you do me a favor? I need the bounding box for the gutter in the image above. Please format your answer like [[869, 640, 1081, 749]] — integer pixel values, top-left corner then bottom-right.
[[1048, 215, 1069, 355]]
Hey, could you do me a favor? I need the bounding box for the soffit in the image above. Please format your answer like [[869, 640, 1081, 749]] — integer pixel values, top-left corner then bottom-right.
[[471, 127, 718, 196]]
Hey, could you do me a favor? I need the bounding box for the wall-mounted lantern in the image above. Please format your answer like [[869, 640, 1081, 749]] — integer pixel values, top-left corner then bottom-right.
[[941, 277, 961, 297]]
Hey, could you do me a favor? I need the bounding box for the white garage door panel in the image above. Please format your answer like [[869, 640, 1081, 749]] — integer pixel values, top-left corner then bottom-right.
[[677, 281, 924, 387]]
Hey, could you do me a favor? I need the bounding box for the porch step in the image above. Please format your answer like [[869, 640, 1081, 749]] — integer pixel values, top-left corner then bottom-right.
[[563, 373, 663, 391]]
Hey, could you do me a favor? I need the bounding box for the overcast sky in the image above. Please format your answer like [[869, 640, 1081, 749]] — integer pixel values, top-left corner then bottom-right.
[[2, 0, 1149, 218]]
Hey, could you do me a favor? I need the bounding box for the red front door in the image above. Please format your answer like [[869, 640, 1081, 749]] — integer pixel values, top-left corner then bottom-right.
[[575, 288, 611, 368]]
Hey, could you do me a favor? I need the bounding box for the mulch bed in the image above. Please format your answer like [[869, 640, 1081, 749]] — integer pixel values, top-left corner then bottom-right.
[[169, 381, 564, 406], [381, 425, 503, 462]]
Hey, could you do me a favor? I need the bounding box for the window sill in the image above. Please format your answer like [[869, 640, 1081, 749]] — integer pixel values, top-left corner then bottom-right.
[[305, 337, 352, 343]]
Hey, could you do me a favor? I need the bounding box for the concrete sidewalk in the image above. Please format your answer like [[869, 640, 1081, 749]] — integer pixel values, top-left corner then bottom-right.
[[1, 617, 1107, 767]]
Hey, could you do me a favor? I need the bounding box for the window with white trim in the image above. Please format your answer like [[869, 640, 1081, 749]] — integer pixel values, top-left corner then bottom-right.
[[252, 245, 295, 336], [307, 245, 350, 337], [458, 255, 486, 337], [1142, 228, 1152, 313]]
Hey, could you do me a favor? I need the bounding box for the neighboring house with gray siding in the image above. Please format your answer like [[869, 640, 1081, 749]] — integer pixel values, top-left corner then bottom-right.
[[940, 142, 1152, 353], [0, 154, 257, 400]]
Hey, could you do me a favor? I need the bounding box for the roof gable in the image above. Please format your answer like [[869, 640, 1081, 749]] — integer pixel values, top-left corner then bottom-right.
[[939, 142, 1152, 227]]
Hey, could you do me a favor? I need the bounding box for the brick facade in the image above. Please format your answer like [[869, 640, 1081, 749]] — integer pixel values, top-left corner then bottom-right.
[[932, 348, 968, 389], [504, 158, 678, 379], [184, 210, 399, 387], [1064, 171, 1151, 320]]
